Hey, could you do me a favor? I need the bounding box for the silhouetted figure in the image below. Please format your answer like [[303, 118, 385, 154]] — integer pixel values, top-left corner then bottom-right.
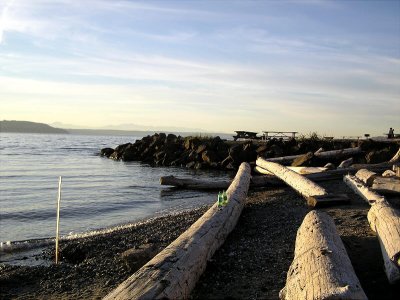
[[388, 127, 394, 139]]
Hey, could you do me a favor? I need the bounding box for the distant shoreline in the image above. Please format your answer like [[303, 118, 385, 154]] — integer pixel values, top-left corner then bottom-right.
[[0, 120, 232, 138]]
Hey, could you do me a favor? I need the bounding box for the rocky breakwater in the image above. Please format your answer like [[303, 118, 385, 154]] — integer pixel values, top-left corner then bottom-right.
[[100, 133, 400, 170]]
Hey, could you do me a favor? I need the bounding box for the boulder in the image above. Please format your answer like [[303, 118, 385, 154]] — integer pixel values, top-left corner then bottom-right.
[[60, 243, 87, 265], [121, 244, 159, 272], [202, 150, 219, 165], [100, 147, 114, 158], [196, 144, 207, 154]]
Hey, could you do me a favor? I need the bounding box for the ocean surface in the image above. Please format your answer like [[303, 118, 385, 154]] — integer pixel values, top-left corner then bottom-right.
[[0, 133, 232, 246]]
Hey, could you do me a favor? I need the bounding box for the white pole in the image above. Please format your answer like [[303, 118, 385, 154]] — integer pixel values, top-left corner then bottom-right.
[[55, 176, 62, 264]]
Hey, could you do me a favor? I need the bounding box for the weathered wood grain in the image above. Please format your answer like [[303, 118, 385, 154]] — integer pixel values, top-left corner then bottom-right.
[[256, 158, 327, 199], [368, 201, 400, 283], [355, 169, 377, 186], [344, 174, 400, 284], [371, 176, 400, 195], [343, 174, 385, 205], [280, 210, 367, 300], [104, 162, 252, 300]]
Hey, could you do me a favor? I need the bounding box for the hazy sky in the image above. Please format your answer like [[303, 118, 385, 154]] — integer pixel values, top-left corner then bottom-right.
[[0, 0, 399, 136]]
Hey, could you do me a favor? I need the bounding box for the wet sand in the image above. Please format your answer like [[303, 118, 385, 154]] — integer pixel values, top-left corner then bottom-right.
[[1, 180, 400, 299]]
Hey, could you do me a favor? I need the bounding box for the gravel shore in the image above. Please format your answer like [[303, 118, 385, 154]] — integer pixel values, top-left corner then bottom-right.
[[1, 180, 400, 299]]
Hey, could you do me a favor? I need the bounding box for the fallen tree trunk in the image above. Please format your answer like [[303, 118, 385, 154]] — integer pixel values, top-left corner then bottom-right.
[[256, 158, 349, 207], [394, 165, 400, 177], [354, 169, 400, 194], [104, 163, 252, 300], [355, 169, 377, 186], [343, 175, 400, 283], [343, 174, 385, 205], [368, 201, 400, 284], [160, 175, 283, 190], [280, 210, 367, 300], [338, 157, 353, 168], [314, 147, 362, 160], [160, 175, 230, 190], [264, 154, 305, 165], [389, 148, 400, 163], [161, 164, 394, 191], [256, 158, 327, 198], [371, 176, 400, 195], [254, 166, 327, 175]]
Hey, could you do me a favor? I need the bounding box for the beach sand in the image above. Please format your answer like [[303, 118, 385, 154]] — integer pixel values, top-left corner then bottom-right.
[[1, 179, 399, 299]]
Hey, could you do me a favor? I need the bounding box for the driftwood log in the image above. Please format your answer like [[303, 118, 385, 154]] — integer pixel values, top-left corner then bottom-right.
[[344, 175, 400, 283], [389, 148, 400, 163], [371, 176, 400, 195], [354, 169, 400, 195], [338, 157, 353, 169], [355, 169, 377, 186], [368, 200, 400, 283], [264, 154, 305, 165], [254, 166, 327, 175], [394, 164, 400, 177], [104, 163, 252, 300], [280, 210, 367, 300], [160, 176, 230, 190], [314, 147, 362, 160], [343, 174, 385, 205], [264, 147, 362, 166], [256, 158, 349, 207]]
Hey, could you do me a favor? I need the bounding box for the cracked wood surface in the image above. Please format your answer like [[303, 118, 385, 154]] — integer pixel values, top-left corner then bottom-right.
[[256, 158, 327, 199], [344, 174, 400, 283], [280, 210, 367, 300], [104, 162, 251, 300]]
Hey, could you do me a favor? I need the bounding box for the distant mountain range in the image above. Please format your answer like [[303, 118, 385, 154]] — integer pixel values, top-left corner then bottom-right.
[[1, 120, 233, 139], [50, 121, 207, 133], [0, 120, 69, 134]]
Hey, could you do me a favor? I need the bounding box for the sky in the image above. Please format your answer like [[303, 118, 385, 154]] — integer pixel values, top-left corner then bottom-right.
[[0, 0, 399, 136]]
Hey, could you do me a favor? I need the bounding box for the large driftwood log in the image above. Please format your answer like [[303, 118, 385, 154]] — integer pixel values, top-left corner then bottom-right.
[[160, 176, 230, 190], [256, 158, 326, 198], [256, 158, 349, 207], [280, 210, 367, 300], [264, 154, 305, 165], [371, 177, 400, 195], [161, 164, 395, 191], [338, 157, 353, 169], [343, 175, 400, 283], [355, 169, 377, 186], [368, 201, 400, 283], [389, 148, 400, 163], [160, 175, 283, 190], [104, 163, 252, 300], [354, 169, 400, 194], [394, 164, 400, 177], [343, 174, 385, 205], [314, 147, 362, 160], [254, 166, 327, 175]]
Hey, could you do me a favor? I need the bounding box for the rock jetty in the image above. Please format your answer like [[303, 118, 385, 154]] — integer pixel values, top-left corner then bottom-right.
[[101, 133, 399, 170]]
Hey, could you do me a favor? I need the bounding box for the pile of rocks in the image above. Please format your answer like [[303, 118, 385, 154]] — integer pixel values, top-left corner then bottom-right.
[[100, 133, 399, 170]]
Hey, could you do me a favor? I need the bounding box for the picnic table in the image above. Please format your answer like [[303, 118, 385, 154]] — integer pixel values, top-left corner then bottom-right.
[[233, 131, 259, 141], [262, 131, 297, 141]]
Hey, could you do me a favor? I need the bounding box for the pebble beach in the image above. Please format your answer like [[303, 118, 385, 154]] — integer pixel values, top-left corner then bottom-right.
[[1, 178, 399, 299]]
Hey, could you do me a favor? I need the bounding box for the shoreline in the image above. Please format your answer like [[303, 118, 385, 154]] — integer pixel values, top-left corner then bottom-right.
[[1, 181, 399, 299]]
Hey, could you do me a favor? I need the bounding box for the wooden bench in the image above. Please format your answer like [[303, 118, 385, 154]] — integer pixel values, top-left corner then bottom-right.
[[233, 131, 259, 141], [262, 131, 297, 141]]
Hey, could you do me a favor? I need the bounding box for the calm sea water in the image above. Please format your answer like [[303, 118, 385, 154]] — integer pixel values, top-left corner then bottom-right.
[[0, 133, 231, 244]]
